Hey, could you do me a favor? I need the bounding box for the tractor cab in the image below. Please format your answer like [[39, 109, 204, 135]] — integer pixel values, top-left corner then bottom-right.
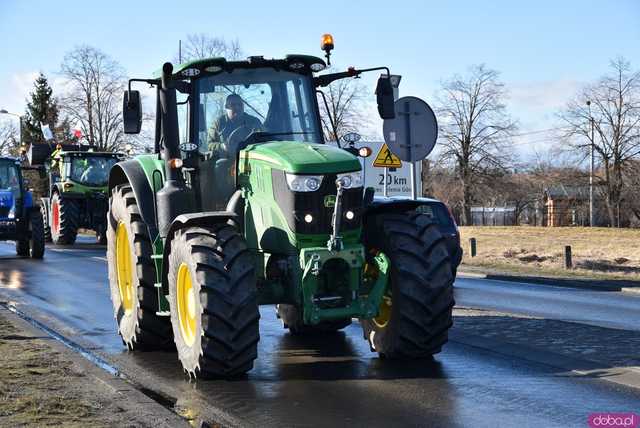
[[53, 151, 120, 189]]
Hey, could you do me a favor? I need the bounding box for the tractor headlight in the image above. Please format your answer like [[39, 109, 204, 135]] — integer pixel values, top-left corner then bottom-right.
[[285, 173, 323, 192], [336, 171, 363, 189]]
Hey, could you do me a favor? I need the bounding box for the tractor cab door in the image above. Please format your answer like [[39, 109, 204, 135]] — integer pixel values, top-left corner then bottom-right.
[[0, 160, 22, 219]]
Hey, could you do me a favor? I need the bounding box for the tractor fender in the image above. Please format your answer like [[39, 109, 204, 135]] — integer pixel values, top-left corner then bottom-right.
[[362, 198, 426, 219], [108, 160, 159, 240], [160, 211, 238, 295]]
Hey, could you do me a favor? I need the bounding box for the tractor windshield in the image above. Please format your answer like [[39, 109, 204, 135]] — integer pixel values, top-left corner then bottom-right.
[[67, 156, 118, 187], [192, 68, 321, 154], [0, 160, 20, 195]]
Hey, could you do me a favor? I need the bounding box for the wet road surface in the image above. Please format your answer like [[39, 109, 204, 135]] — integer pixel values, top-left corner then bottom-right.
[[1, 240, 639, 427], [455, 276, 640, 331]]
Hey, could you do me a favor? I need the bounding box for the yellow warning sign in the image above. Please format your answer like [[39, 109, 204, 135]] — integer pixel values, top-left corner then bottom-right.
[[373, 143, 402, 168]]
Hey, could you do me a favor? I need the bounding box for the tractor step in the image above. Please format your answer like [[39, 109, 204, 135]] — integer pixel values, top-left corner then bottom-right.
[[154, 282, 162, 289], [151, 254, 162, 259], [155, 311, 170, 316]]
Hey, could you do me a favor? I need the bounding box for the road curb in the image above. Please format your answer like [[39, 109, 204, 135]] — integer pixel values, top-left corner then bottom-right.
[[450, 330, 640, 391], [457, 270, 640, 293]]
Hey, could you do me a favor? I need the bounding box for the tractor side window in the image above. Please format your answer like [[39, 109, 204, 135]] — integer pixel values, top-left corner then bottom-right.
[[0, 162, 20, 195], [286, 80, 312, 140], [177, 92, 189, 144]]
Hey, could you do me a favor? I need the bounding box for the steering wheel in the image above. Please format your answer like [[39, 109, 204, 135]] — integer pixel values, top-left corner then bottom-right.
[[225, 125, 254, 156]]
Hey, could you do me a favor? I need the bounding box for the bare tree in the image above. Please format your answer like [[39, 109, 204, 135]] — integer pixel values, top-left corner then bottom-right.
[[560, 57, 640, 227], [177, 34, 243, 62], [317, 73, 371, 143], [435, 64, 517, 225], [59, 45, 129, 152], [0, 121, 18, 156]]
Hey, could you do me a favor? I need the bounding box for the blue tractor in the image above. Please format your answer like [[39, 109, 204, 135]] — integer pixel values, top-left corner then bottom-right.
[[0, 156, 45, 258]]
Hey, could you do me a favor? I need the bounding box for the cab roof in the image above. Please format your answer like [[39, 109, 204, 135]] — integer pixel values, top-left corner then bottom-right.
[[153, 55, 326, 79]]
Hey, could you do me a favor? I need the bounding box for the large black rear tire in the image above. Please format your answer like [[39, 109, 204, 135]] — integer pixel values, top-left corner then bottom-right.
[[276, 304, 351, 334], [50, 192, 78, 245], [167, 225, 260, 378], [360, 213, 454, 358], [107, 184, 173, 350]]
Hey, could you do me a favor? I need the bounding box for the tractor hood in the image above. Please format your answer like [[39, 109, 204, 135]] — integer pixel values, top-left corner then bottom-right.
[[240, 141, 361, 174]]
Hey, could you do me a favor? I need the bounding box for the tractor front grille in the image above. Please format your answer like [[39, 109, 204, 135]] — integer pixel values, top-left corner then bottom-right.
[[272, 170, 363, 235]]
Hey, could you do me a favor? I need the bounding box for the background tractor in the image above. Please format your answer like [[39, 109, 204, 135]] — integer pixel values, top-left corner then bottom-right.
[[30, 144, 124, 244], [0, 156, 44, 258], [107, 46, 459, 378]]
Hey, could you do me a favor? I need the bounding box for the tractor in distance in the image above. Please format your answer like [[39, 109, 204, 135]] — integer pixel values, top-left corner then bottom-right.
[[30, 144, 124, 245], [0, 156, 44, 258], [107, 36, 460, 378]]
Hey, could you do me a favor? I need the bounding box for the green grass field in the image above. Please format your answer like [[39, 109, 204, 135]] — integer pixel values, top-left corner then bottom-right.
[[458, 226, 640, 281]]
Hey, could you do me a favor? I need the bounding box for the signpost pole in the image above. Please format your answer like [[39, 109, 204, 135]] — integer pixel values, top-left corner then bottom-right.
[[410, 162, 417, 200], [383, 167, 388, 197]]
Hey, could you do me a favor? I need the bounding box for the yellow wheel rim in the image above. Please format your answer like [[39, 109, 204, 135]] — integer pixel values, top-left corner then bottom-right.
[[176, 263, 197, 347], [115, 222, 134, 313], [373, 295, 392, 329]]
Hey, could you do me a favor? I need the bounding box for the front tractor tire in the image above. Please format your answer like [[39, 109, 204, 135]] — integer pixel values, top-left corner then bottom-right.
[[167, 225, 260, 379], [361, 213, 455, 359], [50, 192, 78, 245], [107, 185, 173, 350], [16, 209, 45, 259]]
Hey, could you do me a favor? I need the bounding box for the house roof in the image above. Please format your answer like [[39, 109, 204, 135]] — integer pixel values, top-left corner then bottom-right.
[[545, 185, 590, 200]]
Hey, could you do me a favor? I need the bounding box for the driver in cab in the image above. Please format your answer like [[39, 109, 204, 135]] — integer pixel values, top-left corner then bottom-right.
[[207, 93, 262, 157]]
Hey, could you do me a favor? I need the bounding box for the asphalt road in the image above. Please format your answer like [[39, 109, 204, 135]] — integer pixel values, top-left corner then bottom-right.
[[455, 276, 640, 331], [1, 239, 639, 427]]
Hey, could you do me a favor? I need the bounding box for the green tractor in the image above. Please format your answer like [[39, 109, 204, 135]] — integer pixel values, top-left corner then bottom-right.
[[35, 146, 124, 244], [107, 46, 457, 378]]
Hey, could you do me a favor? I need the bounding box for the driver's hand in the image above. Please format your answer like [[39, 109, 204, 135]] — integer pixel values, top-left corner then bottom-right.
[[207, 141, 228, 159]]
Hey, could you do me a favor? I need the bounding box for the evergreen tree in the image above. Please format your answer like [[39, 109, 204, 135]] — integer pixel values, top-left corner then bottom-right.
[[23, 73, 59, 145]]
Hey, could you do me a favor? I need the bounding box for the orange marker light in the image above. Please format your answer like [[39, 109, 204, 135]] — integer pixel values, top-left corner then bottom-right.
[[359, 146, 372, 158], [168, 158, 183, 169]]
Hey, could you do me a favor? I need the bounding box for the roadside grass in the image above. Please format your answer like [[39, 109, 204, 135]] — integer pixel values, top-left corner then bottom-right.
[[0, 315, 103, 427], [458, 226, 640, 282]]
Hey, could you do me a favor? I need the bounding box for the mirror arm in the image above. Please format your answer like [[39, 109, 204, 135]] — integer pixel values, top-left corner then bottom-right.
[[127, 78, 159, 100], [314, 66, 391, 87]]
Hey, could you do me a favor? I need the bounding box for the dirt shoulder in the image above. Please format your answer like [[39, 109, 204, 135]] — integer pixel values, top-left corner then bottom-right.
[[0, 307, 187, 428], [459, 226, 640, 283]]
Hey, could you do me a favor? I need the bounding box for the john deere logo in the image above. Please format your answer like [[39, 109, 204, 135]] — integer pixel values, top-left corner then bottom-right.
[[324, 195, 336, 208]]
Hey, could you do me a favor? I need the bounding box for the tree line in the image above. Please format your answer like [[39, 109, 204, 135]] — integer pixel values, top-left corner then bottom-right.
[[0, 36, 637, 228], [426, 57, 639, 228]]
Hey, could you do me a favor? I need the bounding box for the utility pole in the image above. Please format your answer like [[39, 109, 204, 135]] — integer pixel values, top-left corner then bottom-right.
[[0, 109, 23, 148], [587, 100, 595, 227]]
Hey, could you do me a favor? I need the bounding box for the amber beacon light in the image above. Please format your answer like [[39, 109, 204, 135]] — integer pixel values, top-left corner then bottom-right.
[[321, 33, 334, 65]]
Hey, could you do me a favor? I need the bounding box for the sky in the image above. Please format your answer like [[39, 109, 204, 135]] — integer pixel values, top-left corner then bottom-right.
[[0, 0, 638, 159]]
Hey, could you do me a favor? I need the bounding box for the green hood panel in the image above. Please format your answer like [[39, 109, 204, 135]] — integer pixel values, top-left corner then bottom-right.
[[241, 142, 360, 174]]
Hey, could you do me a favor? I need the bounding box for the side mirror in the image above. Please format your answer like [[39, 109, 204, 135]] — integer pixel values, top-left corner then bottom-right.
[[375, 76, 395, 119], [122, 90, 142, 134]]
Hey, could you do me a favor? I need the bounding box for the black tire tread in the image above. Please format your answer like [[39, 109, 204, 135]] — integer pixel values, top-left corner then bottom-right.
[[362, 213, 455, 358], [107, 184, 172, 350], [168, 225, 259, 378], [51, 192, 78, 245]]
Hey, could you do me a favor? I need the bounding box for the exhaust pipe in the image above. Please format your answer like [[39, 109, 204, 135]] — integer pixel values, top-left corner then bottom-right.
[[156, 62, 193, 237]]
